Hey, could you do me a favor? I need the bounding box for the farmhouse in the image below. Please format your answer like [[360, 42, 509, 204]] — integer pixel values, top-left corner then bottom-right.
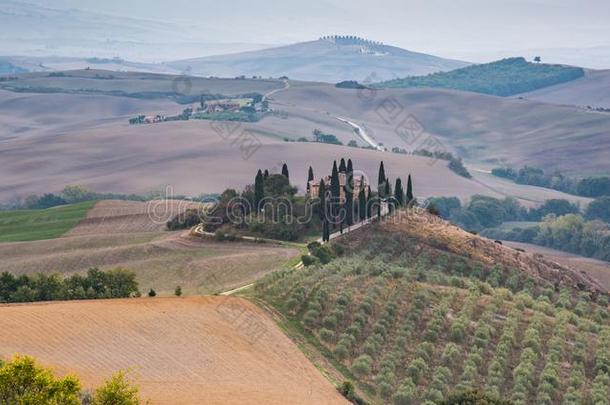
[[308, 172, 368, 202], [202, 100, 241, 113]]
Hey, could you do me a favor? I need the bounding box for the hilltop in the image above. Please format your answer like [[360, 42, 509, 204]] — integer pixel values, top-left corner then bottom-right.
[[255, 209, 610, 404], [168, 36, 469, 83], [376, 57, 585, 96], [517, 68, 610, 109]]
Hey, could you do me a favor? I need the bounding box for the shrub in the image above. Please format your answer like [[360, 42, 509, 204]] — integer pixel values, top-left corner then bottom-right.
[[319, 328, 335, 343], [352, 355, 373, 377], [147, 288, 157, 297], [0, 355, 81, 404], [174, 286, 182, 296], [92, 370, 140, 405]]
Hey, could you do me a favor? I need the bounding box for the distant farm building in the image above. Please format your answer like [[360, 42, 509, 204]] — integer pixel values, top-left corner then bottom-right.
[[202, 100, 241, 113], [309, 172, 368, 202]]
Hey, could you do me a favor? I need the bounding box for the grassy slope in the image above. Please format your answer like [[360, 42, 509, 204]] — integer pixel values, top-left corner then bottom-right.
[[254, 213, 609, 404], [0, 201, 96, 242], [376, 57, 584, 96]]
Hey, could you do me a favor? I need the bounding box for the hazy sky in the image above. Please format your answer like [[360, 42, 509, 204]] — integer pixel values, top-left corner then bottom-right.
[[30, 0, 610, 47], [12, 0, 610, 65]]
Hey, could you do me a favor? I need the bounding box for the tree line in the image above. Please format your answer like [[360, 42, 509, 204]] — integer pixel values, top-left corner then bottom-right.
[[0, 268, 139, 303], [492, 166, 610, 198]]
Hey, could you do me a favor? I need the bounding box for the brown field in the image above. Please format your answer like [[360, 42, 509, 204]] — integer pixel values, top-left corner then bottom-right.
[[503, 241, 610, 292], [0, 297, 347, 404], [272, 84, 610, 175], [517, 69, 610, 109], [0, 231, 298, 296], [0, 86, 592, 207], [64, 199, 205, 236]]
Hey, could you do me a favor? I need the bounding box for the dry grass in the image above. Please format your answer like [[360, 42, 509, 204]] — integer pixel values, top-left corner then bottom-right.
[[65, 199, 205, 236], [0, 297, 347, 405], [503, 241, 610, 292], [0, 232, 298, 296], [354, 210, 606, 293]]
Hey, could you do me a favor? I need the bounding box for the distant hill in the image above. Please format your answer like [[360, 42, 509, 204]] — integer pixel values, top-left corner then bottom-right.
[[168, 36, 469, 83], [516, 69, 610, 109], [376, 57, 585, 96], [0, 60, 27, 75]]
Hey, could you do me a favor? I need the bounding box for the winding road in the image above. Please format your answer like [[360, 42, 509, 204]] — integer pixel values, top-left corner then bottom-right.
[[335, 116, 384, 151]]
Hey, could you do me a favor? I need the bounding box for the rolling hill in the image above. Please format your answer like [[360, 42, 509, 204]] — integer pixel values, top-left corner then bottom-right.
[[517, 69, 610, 109], [255, 209, 610, 404], [376, 57, 585, 96], [168, 36, 469, 83], [270, 83, 610, 176]]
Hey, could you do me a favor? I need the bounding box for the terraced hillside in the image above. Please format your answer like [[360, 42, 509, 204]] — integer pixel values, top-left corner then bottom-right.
[[255, 211, 610, 404]]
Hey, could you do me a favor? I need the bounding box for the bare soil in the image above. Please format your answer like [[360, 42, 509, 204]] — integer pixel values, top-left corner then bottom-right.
[[0, 297, 347, 404]]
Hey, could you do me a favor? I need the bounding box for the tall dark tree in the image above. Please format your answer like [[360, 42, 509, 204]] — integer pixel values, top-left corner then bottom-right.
[[344, 159, 354, 226], [330, 161, 341, 218], [385, 180, 391, 199], [322, 219, 330, 242], [358, 184, 367, 220], [263, 169, 269, 179], [339, 158, 346, 173], [378, 161, 386, 198], [281, 163, 290, 180], [406, 174, 414, 204], [394, 178, 404, 206], [344, 186, 353, 226], [307, 166, 314, 194], [254, 169, 264, 212], [318, 179, 327, 220], [366, 186, 373, 218]]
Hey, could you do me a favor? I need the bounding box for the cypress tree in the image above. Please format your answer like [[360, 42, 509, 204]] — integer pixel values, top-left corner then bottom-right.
[[385, 180, 391, 199], [263, 169, 269, 179], [339, 158, 346, 173], [322, 219, 330, 242], [366, 186, 373, 218], [358, 186, 367, 220], [344, 186, 353, 226], [330, 161, 340, 202], [378, 161, 386, 198], [307, 166, 314, 193], [344, 159, 354, 225], [281, 163, 289, 180], [318, 179, 326, 220], [394, 178, 404, 206], [254, 169, 264, 212], [406, 174, 414, 204]]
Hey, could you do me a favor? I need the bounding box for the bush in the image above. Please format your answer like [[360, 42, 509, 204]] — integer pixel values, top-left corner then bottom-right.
[[301, 255, 319, 267], [352, 355, 373, 377], [0, 355, 81, 404], [92, 370, 140, 405], [148, 288, 157, 297]]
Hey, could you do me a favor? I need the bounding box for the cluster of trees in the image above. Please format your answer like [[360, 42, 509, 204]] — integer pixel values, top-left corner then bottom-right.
[[412, 149, 471, 178], [482, 213, 610, 261], [0, 355, 140, 404], [378, 57, 585, 96], [313, 129, 343, 145], [492, 166, 610, 198], [335, 80, 367, 89], [0, 268, 139, 303], [429, 195, 583, 231]]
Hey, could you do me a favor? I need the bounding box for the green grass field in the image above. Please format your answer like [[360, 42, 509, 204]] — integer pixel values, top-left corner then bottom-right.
[[0, 201, 96, 242]]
